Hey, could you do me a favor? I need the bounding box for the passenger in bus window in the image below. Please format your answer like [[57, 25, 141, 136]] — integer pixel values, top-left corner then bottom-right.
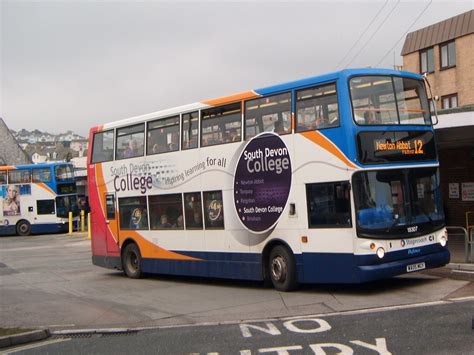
[[159, 214, 172, 228], [187, 211, 202, 228], [273, 120, 285, 134], [364, 111, 377, 125], [124, 139, 140, 158], [129, 207, 146, 229], [175, 215, 184, 229]]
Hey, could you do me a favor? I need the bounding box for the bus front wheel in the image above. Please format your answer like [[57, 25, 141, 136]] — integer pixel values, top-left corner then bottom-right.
[[122, 243, 142, 279], [269, 245, 298, 292], [16, 220, 31, 236]]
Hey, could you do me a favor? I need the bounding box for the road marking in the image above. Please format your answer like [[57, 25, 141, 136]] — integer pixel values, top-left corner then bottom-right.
[[448, 296, 474, 302], [3, 338, 71, 354], [452, 270, 474, 274]]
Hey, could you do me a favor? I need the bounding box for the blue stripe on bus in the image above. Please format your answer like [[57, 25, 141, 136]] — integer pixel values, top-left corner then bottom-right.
[[140, 244, 449, 284], [0, 223, 68, 236]]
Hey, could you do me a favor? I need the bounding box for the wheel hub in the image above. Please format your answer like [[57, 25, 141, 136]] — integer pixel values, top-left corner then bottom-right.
[[271, 256, 287, 282]]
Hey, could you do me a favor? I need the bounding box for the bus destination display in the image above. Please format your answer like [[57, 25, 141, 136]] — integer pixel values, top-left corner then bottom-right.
[[357, 131, 436, 164]]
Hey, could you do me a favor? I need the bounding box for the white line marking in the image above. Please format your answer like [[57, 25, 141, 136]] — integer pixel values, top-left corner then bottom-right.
[[448, 296, 474, 302], [3, 338, 71, 354], [452, 270, 474, 274]]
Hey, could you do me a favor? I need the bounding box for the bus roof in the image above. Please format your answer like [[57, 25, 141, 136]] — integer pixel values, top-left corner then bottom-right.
[[93, 68, 423, 131]]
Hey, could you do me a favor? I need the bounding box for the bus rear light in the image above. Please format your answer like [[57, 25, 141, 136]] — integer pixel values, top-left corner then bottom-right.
[[376, 247, 385, 259]]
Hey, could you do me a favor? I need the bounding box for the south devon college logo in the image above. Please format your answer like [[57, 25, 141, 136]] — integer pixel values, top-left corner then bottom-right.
[[233, 133, 292, 234]]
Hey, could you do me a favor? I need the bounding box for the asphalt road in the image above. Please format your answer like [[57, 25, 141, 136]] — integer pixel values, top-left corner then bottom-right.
[[1, 233, 473, 333], [5, 300, 474, 354]]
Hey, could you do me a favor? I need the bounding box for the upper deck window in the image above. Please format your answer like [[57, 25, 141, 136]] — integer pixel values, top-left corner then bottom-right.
[[296, 83, 339, 132], [201, 103, 241, 147], [147, 116, 180, 155], [350, 76, 431, 125], [91, 130, 114, 163], [55, 165, 74, 182], [116, 124, 145, 160], [245, 93, 291, 139], [8, 169, 31, 184], [0, 171, 6, 185], [182, 112, 199, 150], [32, 168, 52, 183]]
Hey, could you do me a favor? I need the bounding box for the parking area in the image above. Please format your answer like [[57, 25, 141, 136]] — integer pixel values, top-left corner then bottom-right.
[[0, 233, 472, 331]]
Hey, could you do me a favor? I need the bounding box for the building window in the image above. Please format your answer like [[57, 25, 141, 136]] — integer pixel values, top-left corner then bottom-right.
[[420, 47, 434, 74], [306, 181, 351, 228], [440, 41, 456, 69], [441, 94, 458, 109]]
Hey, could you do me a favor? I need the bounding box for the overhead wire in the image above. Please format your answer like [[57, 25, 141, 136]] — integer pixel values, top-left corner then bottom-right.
[[344, 0, 401, 69], [374, 0, 433, 67], [336, 0, 390, 69]]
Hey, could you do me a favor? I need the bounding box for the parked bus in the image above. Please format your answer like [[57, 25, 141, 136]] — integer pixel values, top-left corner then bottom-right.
[[0, 162, 79, 236], [88, 68, 449, 291]]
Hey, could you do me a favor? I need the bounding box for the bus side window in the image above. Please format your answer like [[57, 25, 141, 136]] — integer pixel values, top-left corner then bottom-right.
[[203, 191, 224, 229], [244, 92, 291, 139], [147, 115, 180, 155], [149, 193, 184, 230], [37, 200, 55, 215], [116, 124, 145, 160], [306, 181, 351, 228], [118, 196, 148, 230], [91, 130, 114, 163], [201, 103, 241, 147], [0, 171, 6, 185], [105, 194, 115, 219], [296, 83, 339, 132], [184, 192, 203, 229]]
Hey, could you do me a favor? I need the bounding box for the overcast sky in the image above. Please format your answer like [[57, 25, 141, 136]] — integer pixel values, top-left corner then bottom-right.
[[1, 0, 472, 137]]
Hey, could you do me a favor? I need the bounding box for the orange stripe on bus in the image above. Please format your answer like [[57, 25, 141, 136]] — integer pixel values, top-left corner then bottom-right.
[[301, 131, 359, 169], [201, 91, 260, 106], [120, 231, 202, 261]]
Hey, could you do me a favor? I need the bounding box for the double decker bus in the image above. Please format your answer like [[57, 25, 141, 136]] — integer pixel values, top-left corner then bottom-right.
[[88, 68, 449, 291], [0, 162, 79, 236]]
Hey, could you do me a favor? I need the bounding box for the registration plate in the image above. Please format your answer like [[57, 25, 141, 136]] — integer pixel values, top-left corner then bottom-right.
[[407, 262, 426, 273]]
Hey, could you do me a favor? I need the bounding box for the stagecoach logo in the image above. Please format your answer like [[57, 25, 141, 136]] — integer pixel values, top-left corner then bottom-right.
[[208, 200, 222, 221], [131, 208, 142, 225], [400, 239, 406, 247], [233, 133, 292, 233]]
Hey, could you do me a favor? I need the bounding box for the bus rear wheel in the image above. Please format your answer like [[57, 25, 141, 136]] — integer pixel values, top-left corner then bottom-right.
[[16, 220, 31, 236], [269, 245, 298, 292], [122, 243, 142, 279]]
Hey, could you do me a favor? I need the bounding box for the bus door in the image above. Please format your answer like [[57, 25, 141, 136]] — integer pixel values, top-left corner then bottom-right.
[[104, 193, 120, 252]]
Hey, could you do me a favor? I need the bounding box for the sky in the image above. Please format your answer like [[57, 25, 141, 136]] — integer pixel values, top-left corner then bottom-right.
[[1, 0, 472, 137]]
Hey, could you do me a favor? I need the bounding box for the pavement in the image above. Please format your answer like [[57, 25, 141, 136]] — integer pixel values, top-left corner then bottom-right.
[[0, 232, 473, 349]]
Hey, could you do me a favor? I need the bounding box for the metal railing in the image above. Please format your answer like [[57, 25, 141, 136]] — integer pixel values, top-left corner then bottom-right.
[[446, 226, 472, 263]]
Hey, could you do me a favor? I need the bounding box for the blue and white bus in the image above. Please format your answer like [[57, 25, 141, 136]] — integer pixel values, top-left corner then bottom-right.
[[0, 162, 79, 236], [88, 68, 449, 291]]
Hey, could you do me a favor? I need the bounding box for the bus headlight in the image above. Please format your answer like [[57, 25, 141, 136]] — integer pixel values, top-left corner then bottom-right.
[[376, 247, 385, 259], [440, 236, 447, 247]]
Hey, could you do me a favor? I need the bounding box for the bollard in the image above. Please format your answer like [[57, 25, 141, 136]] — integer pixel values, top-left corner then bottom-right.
[[68, 211, 73, 235], [87, 213, 91, 240], [81, 210, 85, 232]]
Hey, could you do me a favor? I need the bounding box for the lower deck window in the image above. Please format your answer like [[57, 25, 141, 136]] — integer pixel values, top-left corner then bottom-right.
[[119, 196, 148, 230], [149, 194, 183, 229], [37, 199, 55, 215], [203, 191, 224, 229], [306, 181, 351, 228]]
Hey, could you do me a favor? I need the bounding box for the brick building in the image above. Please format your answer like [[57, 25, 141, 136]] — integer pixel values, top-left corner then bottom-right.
[[402, 10, 474, 227]]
